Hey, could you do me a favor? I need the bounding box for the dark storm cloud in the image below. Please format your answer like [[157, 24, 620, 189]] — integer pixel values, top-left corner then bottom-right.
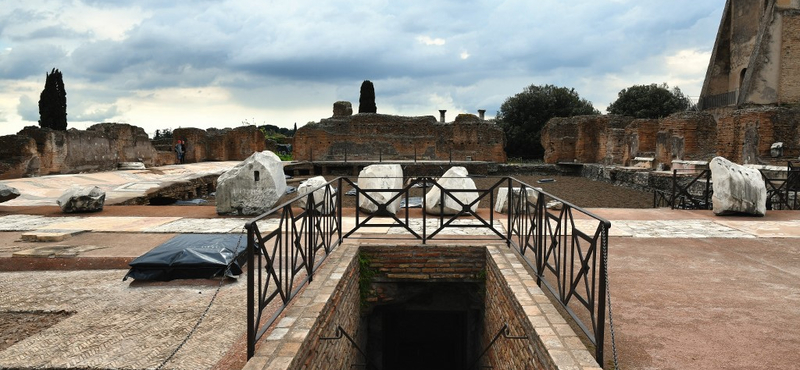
[[0, 44, 69, 79]]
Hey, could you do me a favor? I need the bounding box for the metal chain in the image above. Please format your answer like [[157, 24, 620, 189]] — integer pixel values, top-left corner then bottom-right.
[[154, 228, 246, 370], [603, 228, 620, 370]]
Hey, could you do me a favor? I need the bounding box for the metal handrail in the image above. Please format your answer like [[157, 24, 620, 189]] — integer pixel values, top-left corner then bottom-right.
[[762, 161, 800, 210], [504, 179, 611, 362], [468, 323, 528, 369], [652, 169, 713, 209], [320, 325, 379, 370], [245, 176, 611, 365]]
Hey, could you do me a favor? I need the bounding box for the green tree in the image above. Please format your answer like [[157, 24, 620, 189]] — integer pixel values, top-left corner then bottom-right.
[[606, 83, 691, 118], [38, 68, 68, 130], [497, 84, 599, 159], [358, 80, 377, 113]]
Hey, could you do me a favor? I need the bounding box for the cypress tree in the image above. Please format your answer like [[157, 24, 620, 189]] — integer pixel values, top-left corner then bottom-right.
[[38, 68, 68, 130], [358, 80, 377, 113]]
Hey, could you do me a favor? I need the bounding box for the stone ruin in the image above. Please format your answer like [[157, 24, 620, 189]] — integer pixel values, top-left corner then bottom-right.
[[542, 0, 800, 170], [0, 123, 270, 180], [293, 103, 506, 163], [0, 123, 159, 180], [541, 106, 800, 169], [171, 126, 268, 163]]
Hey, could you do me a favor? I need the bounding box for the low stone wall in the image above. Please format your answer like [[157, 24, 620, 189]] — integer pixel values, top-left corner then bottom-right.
[[293, 113, 506, 163]]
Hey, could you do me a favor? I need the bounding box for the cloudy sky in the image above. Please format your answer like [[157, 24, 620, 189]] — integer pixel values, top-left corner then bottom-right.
[[0, 0, 724, 137]]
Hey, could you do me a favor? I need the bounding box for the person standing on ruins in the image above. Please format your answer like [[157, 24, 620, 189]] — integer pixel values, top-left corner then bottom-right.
[[182, 138, 189, 163], [175, 140, 184, 164]]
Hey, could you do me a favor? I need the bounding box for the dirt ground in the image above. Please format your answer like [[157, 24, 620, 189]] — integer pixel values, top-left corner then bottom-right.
[[286, 174, 654, 210], [0, 311, 73, 352]]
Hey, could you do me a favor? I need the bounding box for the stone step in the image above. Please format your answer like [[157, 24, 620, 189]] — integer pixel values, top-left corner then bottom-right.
[[20, 229, 86, 242]]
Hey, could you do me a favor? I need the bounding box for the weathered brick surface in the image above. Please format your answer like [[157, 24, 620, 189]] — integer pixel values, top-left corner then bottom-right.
[[622, 119, 659, 165], [716, 106, 800, 164], [541, 115, 634, 164], [482, 246, 601, 370], [248, 244, 362, 370], [293, 113, 506, 163], [173, 126, 267, 163], [287, 248, 361, 370], [1, 123, 160, 179], [360, 244, 485, 286], [780, 11, 800, 103], [483, 251, 544, 369], [655, 111, 717, 167]]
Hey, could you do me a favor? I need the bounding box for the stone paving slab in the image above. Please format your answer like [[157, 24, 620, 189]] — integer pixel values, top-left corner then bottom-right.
[[713, 219, 800, 238], [12, 244, 108, 258], [36, 216, 182, 233], [386, 218, 506, 235], [0, 215, 84, 231], [20, 229, 86, 242], [611, 220, 756, 238], [145, 218, 254, 234], [0, 162, 239, 207]]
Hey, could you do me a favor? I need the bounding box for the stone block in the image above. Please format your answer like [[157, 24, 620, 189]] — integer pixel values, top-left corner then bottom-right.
[[710, 156, 767, 216], [216, 151, 287, 215], [296, 176, 336, 214], [494, 187, 542, 213], [357, 164, 403, 215], [0, 184, 21, 203], [57, 185, 106, 213], [425, 166, 478, 215]]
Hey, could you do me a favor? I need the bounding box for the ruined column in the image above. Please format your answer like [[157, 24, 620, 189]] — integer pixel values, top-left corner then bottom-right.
[[478, 109, 486, 120], [439, 110, 447, 123]]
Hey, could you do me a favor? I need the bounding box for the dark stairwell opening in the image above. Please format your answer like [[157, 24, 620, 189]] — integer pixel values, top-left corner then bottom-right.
[[364, 282, 483, 370]]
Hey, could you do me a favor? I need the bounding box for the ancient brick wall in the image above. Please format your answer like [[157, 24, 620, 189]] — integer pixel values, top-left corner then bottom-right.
[[173, 126, 267, 163], [482, 251, 548, 369], [0, 123, 160, 179], [288, 249, 361, 369], [0, 135, 39, 180], [716, 106, 800, 164], [655, 112, 717, 167], [540, 117, 578, 164], [542, 107, 800, 167], [780, 11, 800, 103], [293, 113, 506, 163], [541, 115, 633, 164], [359, 245, 484, 285], [622, 119, 659, 165]]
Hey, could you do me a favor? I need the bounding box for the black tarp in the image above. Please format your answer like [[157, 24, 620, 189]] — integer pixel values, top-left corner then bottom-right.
[[124, 234, 246, 281]]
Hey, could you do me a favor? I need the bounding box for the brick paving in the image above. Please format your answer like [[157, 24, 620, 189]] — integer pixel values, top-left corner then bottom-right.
[[0, 269, 245, 370]]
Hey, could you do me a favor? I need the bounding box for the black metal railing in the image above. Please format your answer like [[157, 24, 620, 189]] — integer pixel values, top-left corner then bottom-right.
[[320, 325, 378, 369], [245, 176, 611, 365], [653, 169, 713, 209], [468, 323, 528, 369], [762, 161, 800, 210], [698, 90, 737, 110], [245, 180, 341, 358], [504, 178, 611, 362], [342, 176, 507, 242]]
